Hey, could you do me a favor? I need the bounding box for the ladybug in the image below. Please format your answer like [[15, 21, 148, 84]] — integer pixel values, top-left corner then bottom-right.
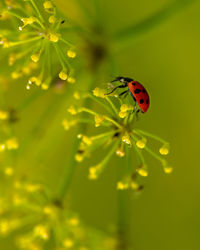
[[106, 77, 150, 113]]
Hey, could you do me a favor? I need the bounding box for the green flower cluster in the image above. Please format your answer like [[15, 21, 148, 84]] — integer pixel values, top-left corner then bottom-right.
[[0, 0, 76, 90], [63, 87, 172, 191]]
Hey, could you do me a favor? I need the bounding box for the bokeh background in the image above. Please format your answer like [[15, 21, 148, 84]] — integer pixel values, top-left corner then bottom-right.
[[0, 0, 200, 249]]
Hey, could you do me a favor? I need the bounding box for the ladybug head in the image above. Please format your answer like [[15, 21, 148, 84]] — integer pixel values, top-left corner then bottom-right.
[[111, 76, 133, 85]]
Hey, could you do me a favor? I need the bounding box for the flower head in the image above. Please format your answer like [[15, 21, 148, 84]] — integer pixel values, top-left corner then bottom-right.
[[0, 0, 76, 90], [63, 88, 172, 190]]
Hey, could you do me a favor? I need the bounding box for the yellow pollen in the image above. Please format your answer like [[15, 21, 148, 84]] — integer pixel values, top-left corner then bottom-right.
[[59, 71, 68, 80], [67, 50, 76, 58]]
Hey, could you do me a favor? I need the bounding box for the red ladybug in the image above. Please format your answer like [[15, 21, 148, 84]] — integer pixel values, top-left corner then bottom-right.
[[106, 77, 150, 113]]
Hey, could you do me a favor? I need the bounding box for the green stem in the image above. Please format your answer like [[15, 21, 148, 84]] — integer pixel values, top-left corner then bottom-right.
[[105, 96, 119, 116], [134, 129, 167, 144], [30, 0, 45, 24], [9, 36, 43, 47], [117, 146, 131, 250]]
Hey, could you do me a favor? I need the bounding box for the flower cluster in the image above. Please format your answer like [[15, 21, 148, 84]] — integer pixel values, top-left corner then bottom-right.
[[0, 175, 117, 250], [0, 0, 76, 90], [63, 87, 172, 191]]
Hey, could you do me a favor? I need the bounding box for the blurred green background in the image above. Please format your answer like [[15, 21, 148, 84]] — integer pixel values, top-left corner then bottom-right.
[[1, 0, 200, 249]]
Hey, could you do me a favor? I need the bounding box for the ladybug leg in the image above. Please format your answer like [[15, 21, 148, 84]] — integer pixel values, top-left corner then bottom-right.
[[119, 90, 128, 99], [136, 109, 141, 120], [105, 85, 127, 95]]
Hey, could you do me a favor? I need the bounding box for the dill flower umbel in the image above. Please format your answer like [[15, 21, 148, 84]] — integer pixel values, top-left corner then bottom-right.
[[0, 0, 76, 90], [0, 177, 117, 250], [63, 87, 172, 191]]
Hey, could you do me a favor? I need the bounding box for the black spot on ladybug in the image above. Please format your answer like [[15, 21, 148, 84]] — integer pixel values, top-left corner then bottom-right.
[[142, 89, 146, 93], [134, 89, 141, 94], [132, 82, 135, 86], [146, 99, 149, 104], [139, 99, 144, 104]]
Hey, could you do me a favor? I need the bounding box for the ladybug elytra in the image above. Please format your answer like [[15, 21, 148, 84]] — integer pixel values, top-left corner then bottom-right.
[[106, 77, 150, 113]]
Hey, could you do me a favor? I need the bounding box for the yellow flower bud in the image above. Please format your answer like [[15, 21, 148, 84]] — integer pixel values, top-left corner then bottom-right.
[[29, 77, 41, 86], [117, 181, 129, 190], [120, 104, 133, 112], [136, 138, 147, 149], [116, 148, 125, 157], [48, 15, 56, 24], [67, 50, 76, 58], [93, 87, 106, 98], [63, 238, 74, 248], [19, 17, 37, 30], [41, 83, 49, 90], [131, 181, 139, 190], [11, 71, 21, 79], [0, 110, 8, 120], [75, 153, 84, 162], [67, 106, 77, 115], [159, 144, 170, 155], [59, 71, 68, 80], [82, 136, 92, 145], [73, 91, 80, 100], [31, 53, 40, 63], [122, 135, 131, 145], [119, 111, 127, 118], [67, 77, 75, 84], [43, 1, 53, 9], [6, 138, 19, 150], [164, 166, 173, 174], [137, 165, 148, 177], [49, 33, 60, 42], [94, 115, 105, 127], [4, 167, 14, 176], [88, 166, 99, 180], [33, 225, 49, 240], [0, 144, 5, 152]]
